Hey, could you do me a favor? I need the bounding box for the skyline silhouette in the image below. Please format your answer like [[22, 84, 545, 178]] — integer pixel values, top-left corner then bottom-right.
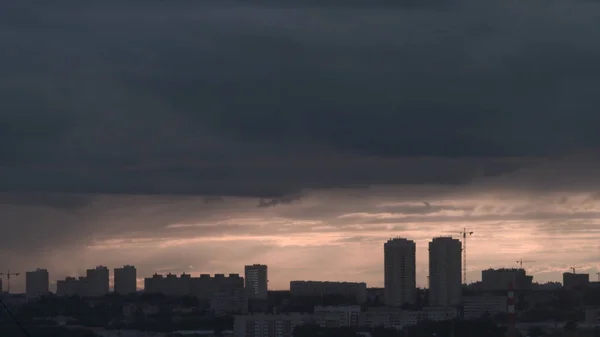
[[2, 228, 597, 294]]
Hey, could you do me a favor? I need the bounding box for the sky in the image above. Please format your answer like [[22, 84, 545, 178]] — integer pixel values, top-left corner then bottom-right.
[[1, 0, 600, 293]]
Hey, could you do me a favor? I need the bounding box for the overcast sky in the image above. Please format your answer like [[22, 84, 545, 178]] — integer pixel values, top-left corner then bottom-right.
[[1, 0, 600, 292]]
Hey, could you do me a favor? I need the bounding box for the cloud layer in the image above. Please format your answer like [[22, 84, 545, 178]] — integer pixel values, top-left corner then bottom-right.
[[2, 0, 600, 197], [1, 0, 600, 291]]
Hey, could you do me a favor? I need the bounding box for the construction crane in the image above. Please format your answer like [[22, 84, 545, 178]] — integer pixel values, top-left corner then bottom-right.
[[516, 259, 535, 269], [443, 227, 474, 285], [570, 266, 582, 274], [0, 270, 20, 293]]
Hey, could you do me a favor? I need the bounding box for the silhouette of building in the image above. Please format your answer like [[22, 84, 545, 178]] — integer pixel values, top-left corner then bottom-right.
[[290, 281, 367, 303], [245, 264, 268, 300], [563, 272, 590, 290], [481, 268, 533, 291], [145, 273, 244, 299], [428, 237, 462, 307], [114, 265, 137, 295], [234, 313, 313, 337], [25, 268, 49, 299], [57, 276, 86, 297], [384, 238, 416, 307], [86, 266, 109, 297]]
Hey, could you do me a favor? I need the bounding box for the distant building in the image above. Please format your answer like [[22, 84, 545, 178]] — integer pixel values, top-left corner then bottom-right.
[[56, 276, 86, 297], [384, 238, 416, 306], [314, 305, 361, 327], [421, 306, 460, 321], [233, 313, 314, 337], [563, 272, 589, 290], [463, 295, 507, 319], [211, 288, 248, 316], [25, 268, 49, 299], [114, 265, 137, 295], [86, 266, 110, 297], [245, 264, 268, 300], [428, 237, 462, 307], [144, 273, 244, 300], [360, 307, 420, 329], [290, 281, 367, 303], [481, 268, 533, 291]]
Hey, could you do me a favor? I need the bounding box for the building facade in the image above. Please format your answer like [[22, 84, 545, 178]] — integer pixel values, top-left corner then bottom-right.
[[25, 268, 50, 299], [563, 272, 590, 290], [481, 268, 533, 291], [463, 295, 507, 320], [314, 305, 361, 328], [384, 238, 416, 307], [245, 264, 268, 300], [428, 237, 462, 307], [86, 266, 110, 297], [114, 265, 137, 295], [56, 276, 86, 297], [233, 313, 314, 337], [145, 273, 244, 299]]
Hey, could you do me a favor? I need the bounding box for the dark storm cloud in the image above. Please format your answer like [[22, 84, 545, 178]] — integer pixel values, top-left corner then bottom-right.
[[1, 0, 600, 197], [0, 193, 92, 209], [258, 194, 303, 208]]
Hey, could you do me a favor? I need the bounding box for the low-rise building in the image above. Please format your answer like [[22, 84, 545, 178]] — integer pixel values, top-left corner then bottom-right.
[[421, 306, 459, 321], [233, 313, 315, 337], [314, 305, 361, 327], [359, 308, 421, 329], [210, 288, 248, 316], [463, 295, 506, 319]]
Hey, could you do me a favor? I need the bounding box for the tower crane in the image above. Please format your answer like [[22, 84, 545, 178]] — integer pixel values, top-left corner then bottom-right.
[[516, 259, 535, 269], [570, 266, 582, 274], [0, 270, 20, 293], [442, 227, 474, 285]]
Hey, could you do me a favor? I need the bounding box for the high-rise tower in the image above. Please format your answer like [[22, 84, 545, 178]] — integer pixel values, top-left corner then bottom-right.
[[114, 265, 137, 295], [244, 264, 268, 300], [25, 269, 49, 299], [428, 237, 462, 307], [384, 238, 416, 307]]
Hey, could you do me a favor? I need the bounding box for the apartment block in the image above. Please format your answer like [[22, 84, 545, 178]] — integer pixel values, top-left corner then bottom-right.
[[481, 268, 533, 291], [384, 238, 416, 306], [211, 288, 248, 316], [314, 305, 361, 328], [428, 237, 462, 307], [233, 313, 315, 337], [144, 273, 244, 300], [114, 265, 137, 295], [563, 272, 590, 290], [245, 264, 268, 300], [25, 268, 50, 299], [463, 295, 507, 319]]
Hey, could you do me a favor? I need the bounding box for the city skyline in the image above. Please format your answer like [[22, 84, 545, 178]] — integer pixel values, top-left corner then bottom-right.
[[6, 227, 597, 295], [2, 0, 600, 296]]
